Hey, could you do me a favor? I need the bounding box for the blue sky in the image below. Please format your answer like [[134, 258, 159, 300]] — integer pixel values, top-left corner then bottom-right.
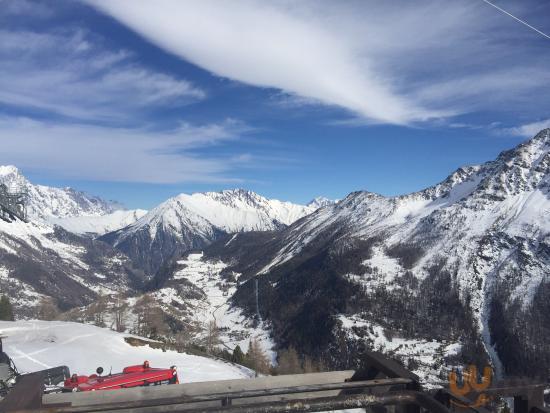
[[0, 0, 549, 209]]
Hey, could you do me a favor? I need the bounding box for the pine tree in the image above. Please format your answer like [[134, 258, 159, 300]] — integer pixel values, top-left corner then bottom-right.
[[0, 295, 14, 321], [232, 345, 245, 365]]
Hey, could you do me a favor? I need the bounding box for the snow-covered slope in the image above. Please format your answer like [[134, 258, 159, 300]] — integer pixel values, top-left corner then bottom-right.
[[0, 320, 250, 382], [0, 166, 122, 220], [101, 189, 318, 275], [49, 209, 148, 236], [203, 129, 550, 380]]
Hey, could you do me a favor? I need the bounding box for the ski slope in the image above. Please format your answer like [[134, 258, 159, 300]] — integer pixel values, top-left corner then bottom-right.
[[0, 321, 252, 383]]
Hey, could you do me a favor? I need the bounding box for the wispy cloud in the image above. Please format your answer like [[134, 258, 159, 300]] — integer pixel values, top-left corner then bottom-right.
[[0, 117, 253, 184], [85, 0, 550, 126], [0, 28, 205, 122], [502, 118, 550, 137], [84, 0, 440, 125]]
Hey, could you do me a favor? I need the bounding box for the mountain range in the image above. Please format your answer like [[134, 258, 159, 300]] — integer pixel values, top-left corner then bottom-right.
[[0, 129, 548, 382], [168, 129, 549, 380], [0, 168, 332, 315], [149, 129, 550, 381], [0, 166, 122, 220], [100, 189, 331, 275]]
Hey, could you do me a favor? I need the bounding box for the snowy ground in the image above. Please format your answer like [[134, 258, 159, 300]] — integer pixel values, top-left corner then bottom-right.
[[0, 320, 252, 383], [154, 252, 275, 360]]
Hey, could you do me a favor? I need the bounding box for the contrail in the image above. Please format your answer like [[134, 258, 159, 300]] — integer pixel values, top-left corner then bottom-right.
[[481, 0, 550, 41]]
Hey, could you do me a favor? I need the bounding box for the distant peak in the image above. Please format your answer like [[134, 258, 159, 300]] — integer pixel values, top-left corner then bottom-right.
[[202, 188, 260, 201], [220, 188, 254, 196], [307, 196, 338, 209], [531, 128, 550, 144]]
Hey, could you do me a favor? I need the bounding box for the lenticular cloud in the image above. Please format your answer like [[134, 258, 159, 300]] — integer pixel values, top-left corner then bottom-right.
[[84, 0, 436, 125]]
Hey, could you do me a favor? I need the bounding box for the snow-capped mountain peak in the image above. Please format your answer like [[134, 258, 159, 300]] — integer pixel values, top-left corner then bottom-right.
[[307, 196, 338, 210], [134, 189, 316, 235], [0, 165, 123, 220], [101, 189, 323, 275]]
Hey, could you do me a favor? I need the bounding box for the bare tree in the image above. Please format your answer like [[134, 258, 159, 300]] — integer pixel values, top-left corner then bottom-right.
[[86, 294, 108, 327], [303, 355, 324, 373], [112, 295, 128, 332], [174, 329, 193, 351], [246, 337, 271, 375], [134, 294, 155, 336], [205, 320, 221, 354], [36, 297, 59, 321], [173, 321, 201, 351], [133, 294, 170, 338], [148, 307, 169, 338], [60, 307, 84, 323], [276, 347, 303, 374]]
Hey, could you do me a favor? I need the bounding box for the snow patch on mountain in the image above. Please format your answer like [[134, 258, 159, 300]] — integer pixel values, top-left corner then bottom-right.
[[349, 246, 403, 292], [307, 197, 338, 210]]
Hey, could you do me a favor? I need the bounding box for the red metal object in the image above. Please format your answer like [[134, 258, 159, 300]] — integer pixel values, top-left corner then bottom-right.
[[63, 361, 178, 392]]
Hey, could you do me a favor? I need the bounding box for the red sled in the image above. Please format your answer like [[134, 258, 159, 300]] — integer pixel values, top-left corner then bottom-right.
[[63, 361, 178, 392]]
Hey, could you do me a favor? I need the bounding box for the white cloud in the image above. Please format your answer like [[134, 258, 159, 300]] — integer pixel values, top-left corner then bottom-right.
[[84, 0, 550, 126], [503, 119, 550, 137], [0, 117, 252, 184], [415, 69, 550, 112], [84, 0, 441, 125], [0, 29, 205, 122]]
